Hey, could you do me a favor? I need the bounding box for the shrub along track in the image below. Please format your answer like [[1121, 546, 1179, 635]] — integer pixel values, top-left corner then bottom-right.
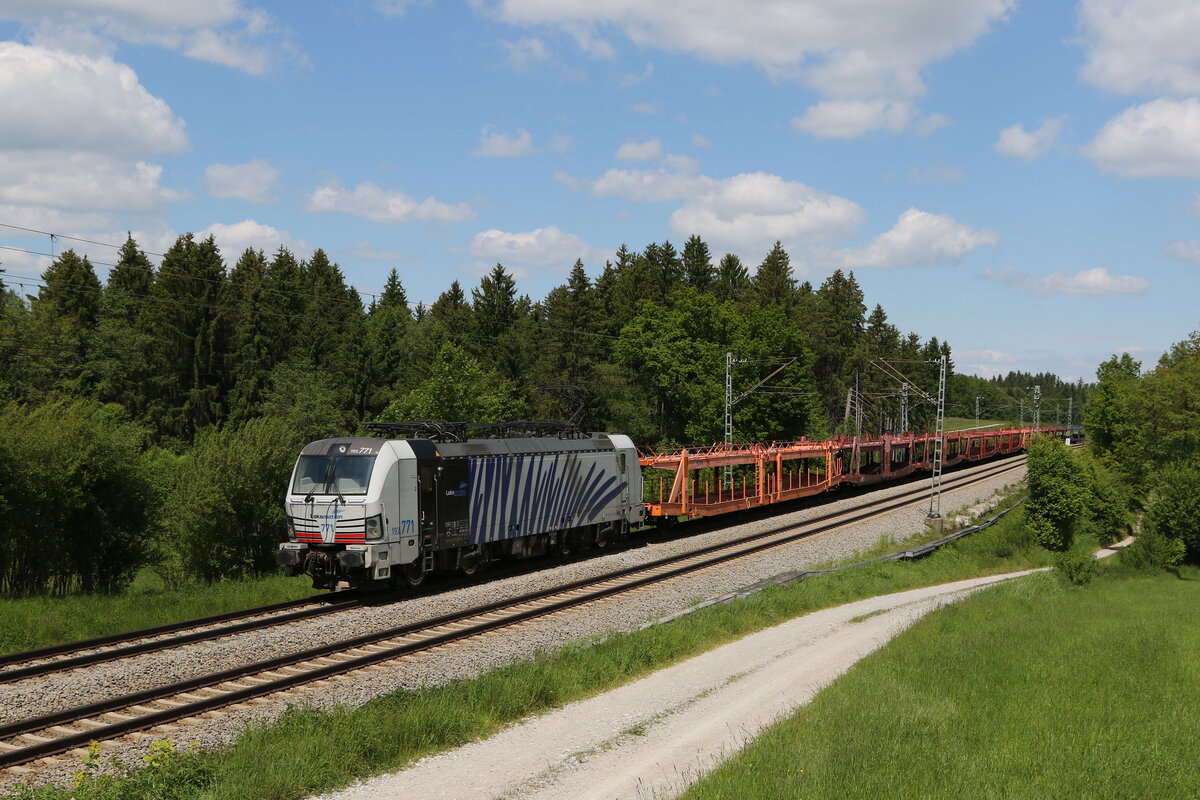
[[0, 455, 1025, 774]]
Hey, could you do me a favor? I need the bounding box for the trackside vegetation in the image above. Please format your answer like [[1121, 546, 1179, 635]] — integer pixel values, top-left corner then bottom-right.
[[0, 572, 316, 657], [680, 566, 1200, 800], [0, 233, 1088, 598], [3, 502, 1057, 800]]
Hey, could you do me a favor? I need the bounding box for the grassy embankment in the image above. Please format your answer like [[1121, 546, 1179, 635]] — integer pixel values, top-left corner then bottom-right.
[[7, 494, 1064, 800], [0, 572, 317, 656], [683, 562, 1200, 799]]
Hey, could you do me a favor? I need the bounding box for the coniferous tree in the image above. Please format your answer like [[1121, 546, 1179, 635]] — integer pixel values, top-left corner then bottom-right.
[[146, 234, 229, 443], [715, 253, 750, 303], [471, 263, 518, 355], [29, 249, 102, 397], [653, 239, 685, 299], [752, 241, 795, 308], [364, 268, 412, 414], [224, 248, 274, 425], [812, 269, 866, 420], [682, 235, 714, 291], [93, 236, 156, 418], [536, 259, 599, 418]]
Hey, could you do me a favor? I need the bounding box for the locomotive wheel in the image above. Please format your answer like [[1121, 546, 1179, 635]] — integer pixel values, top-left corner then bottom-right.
[[557, 533, 572, 556], [403, 562, 426, 587], [594, 526, 610, 549]]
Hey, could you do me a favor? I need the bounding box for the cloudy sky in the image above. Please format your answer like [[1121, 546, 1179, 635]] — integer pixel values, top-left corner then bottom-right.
[[1, 0, 1198, 381]]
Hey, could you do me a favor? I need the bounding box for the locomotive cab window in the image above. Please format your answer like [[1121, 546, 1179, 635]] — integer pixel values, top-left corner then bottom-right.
[[292, 455, 376, 495]]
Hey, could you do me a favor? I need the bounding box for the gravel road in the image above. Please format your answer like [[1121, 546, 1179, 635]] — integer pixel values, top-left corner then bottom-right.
[[0, 458, 1024, 792], [309, 570, 1041, 800]]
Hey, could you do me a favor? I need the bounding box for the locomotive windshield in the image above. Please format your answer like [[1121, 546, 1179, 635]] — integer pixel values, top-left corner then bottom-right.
[[292, 455, 376, 496]]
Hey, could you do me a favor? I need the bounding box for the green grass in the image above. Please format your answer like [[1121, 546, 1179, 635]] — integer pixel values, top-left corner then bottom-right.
[[4, 505, 1059, 800], [681, 565, 1200, 800], [0, 571, 318, 656]]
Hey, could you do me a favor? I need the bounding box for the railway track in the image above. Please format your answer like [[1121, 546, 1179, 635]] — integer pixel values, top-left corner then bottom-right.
[[0, 592, 368, 686], [0, 456, 1026, 772]]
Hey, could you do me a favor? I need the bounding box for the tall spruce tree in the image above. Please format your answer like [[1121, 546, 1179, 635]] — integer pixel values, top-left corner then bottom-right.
[[812, 269, 867, 420], [93, 236, 156, 417], [364, 268, 412, 414], [682, 234, 714, 291], [29, 249, 102, 397], [715, 253, 750, 302], [224, 248, 275, 425], [752, 241, 795, 308], [146, 234, 229, 443]]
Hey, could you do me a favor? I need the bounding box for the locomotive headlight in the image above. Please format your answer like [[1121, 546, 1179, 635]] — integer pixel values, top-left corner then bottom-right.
[[365, 514, 384, 541], [286, 519, 296, 542]]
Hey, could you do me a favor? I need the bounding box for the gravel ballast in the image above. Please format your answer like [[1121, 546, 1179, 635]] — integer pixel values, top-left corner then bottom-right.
[[0, 458, 1025, 792]]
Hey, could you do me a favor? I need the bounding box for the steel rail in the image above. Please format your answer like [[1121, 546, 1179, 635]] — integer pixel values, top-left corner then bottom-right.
[[0, 456, 1026, 770], [0, 593, 363, 682]]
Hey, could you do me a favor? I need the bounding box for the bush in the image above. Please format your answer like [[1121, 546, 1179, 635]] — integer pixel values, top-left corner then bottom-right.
[[1054, 546, 1098, 586], [1144, 463, 1200, 563], [159, 417, 305, 583], [1120, 530, 1186, 572], [0, 398, 153, 596], [1025, 436, 1088, 551]]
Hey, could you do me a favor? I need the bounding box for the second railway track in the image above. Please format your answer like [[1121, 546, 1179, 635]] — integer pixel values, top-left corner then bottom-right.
[[0, 455, 1026, 772]]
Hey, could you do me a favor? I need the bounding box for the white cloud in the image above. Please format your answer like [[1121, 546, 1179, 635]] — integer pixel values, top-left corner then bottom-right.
[[1, 1, 295, 75], [829, 208, 998, 269], [549, 133, 573, 152], [375, 0, 418, 16], [0, 43, 187, 157], [489, 0, 1009, 135], [473, 125, 536, 157], [183, 27, 269, 74], [994, 117, 1063, 161], [1084, 98, 1200, 178], [0, 152, 184, 213], [615, 138, 663, 162], [662, 153, 699, 173], [560, 21, 615, 59], [468, 226, 610, 272], [791, 100, 947, 139], [630, 102, 656, 114], [489, 0, 1011, 87], [983, 266, 1150, 295], [619, 61, 654, 87], [501, 36, 551, 71], [205, 159, 279, 203], [792, 100, 914, 138], [1079, 0, 1200, 96], [2, 1, 243, 29], [306, 181, 475, 224], [691, 134, 711, 148], [198, 219, 309, 260], [587, 166, 865, 255], [957, 349, 1018, 364], [1163, 240, 1200, 263]]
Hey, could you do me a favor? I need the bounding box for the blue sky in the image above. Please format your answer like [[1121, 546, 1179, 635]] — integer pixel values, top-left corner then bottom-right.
[[1, 0, 1198, 382]]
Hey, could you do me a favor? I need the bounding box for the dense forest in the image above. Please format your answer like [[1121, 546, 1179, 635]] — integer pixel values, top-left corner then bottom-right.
[[0, 232, 1087, 595]]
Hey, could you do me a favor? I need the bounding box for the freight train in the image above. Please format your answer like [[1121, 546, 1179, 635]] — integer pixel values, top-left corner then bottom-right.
[[277, 422, 642, 589], [278, 420, 1067, 589]]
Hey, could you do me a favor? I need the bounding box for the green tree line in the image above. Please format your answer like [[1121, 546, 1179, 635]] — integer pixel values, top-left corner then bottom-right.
[[0, 232, 1055, 595]]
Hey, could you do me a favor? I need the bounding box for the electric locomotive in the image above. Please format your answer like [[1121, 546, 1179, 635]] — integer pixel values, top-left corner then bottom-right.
[[277, 422, 643, 589]]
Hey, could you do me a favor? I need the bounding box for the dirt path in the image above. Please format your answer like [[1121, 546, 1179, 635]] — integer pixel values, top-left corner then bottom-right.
[[311, 569, 1044, 800]]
